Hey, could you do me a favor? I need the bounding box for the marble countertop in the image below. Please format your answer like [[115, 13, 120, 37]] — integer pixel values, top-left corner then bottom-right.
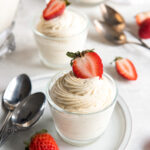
[[0, 0, 150, 149]]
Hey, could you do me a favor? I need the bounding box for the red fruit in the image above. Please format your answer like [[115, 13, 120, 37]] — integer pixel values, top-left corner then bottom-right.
[[43, 0, 70, 20], [139, 18, 150, 39], [67, 50, 103, 79], [114, 57, 137, 80], [136, 12, 150, 26], [25, 130, 59, 150]]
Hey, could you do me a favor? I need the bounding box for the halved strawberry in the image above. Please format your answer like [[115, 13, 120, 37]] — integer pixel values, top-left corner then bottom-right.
[[114, 57, 137, 80], [43, 0, 70, 20], [136, 12, 150, 26], [139, 18, 150, 39], [67, 50, 103, 79]]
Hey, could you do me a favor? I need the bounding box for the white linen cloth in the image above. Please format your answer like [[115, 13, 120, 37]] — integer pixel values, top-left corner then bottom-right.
[[0, 0, 150, 149]]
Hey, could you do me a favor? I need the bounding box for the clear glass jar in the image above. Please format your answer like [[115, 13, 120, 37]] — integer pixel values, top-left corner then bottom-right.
[[46, 71, 118, 146], [33, 9, 89, 69]]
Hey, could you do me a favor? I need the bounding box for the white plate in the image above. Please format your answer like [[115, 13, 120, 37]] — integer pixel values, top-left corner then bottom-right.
[[0, 74, 132, 150]]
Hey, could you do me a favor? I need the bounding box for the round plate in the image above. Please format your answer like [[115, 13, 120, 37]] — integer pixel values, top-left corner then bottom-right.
[[0, 74, 132, 150]]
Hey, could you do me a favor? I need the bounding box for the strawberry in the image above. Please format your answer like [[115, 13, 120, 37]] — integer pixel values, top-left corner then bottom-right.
[[25, 129, 59, 150], [114, 57, 137, 80], [43, 0, 70, 20], [139, 18, 150, 39], [66, 50, 103, 79], [136, 12, 150, 26]]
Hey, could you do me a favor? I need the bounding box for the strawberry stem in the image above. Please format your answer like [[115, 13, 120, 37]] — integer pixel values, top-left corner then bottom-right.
[[66, 51, 81, 59], [64, 0, 70, 6], [114, 57, 123, 62], [110, 57, 123, 64]]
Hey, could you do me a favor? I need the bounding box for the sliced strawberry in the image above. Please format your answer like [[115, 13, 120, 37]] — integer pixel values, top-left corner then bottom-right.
[[139, 18, 150, 39], [43, 0, 70, 20], [67, 50, 103, 79], [136, 12, 150, 26], [115, 57, 137, 80]]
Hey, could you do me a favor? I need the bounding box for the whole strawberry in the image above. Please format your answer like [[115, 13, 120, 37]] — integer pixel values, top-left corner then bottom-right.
[[25, 130, 59, 150], [139, 18, 150, 39], [114, 57, 137, 80], [67, 50, 103, 79]]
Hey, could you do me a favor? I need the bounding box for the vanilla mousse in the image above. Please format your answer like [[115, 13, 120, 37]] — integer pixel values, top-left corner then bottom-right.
[[34, 9, 88, 68], [50, 71, 114, 113], [48, 71, 117, 145], [37, 10, 87, 38]]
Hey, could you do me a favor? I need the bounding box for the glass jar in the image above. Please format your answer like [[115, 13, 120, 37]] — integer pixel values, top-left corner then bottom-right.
[[46, 71, 118, 146], [33, 9, 89, 69]]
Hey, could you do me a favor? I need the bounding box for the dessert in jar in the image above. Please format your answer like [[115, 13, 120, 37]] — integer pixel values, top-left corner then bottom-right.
[[47, 50, 118, 145], [33, 0, 89, 69]]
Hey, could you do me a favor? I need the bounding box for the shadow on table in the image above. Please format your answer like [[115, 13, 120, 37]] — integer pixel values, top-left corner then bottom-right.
[[104, 65, 130, 82], [88, 29, 115, 46], [126, 22, 139, 38]]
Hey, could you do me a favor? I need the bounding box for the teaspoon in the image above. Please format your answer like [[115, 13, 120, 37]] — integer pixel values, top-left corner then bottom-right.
[[100, 4, 150, 49], [0, 74, 32, 139], [0, 92, 46, 146], [94, 20, 150, 49]]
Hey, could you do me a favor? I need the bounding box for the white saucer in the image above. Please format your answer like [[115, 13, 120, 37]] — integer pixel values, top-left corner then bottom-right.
[[0, 74, 132, 150]]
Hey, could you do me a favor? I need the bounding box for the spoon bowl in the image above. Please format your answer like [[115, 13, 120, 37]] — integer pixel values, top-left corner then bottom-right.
[[3, 74, 32, 110], [0, 92, 46, 146], [11, 92, 46, 129], [94, 20, 127, 44], [100, 4, 125, 32]]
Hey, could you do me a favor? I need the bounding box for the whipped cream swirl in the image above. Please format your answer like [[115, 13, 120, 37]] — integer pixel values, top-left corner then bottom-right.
[[50, 72, 114, 113], [37, 10, 87, 37]]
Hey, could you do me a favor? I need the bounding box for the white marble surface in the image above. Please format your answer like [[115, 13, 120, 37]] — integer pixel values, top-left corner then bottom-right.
[[0, 0, 150, 150]]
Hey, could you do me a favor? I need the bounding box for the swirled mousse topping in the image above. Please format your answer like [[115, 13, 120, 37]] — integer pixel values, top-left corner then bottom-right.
[[50, 71, 114, 113], [50, 50, 115, 113], [37, 0, 87, 37], [37, 10, 87, 37]]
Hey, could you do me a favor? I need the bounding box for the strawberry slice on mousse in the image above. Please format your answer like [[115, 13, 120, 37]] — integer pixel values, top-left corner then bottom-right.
[[43, 0, 70, 20], [67, 50, 103, 79]]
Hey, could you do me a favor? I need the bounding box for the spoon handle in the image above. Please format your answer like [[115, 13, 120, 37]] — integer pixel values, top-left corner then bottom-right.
[[126, 41, 150, 50], [0, 125, 16, 147], [0, 111, 12, 138], [126, 28, 150, 50]]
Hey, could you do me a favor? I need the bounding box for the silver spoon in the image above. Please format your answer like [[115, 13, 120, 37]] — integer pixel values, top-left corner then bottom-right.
[[94, 20, 150, 49], [0, 92, 46, 146], [0, 74, 32, 139], [100, 4, 150, 49]]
